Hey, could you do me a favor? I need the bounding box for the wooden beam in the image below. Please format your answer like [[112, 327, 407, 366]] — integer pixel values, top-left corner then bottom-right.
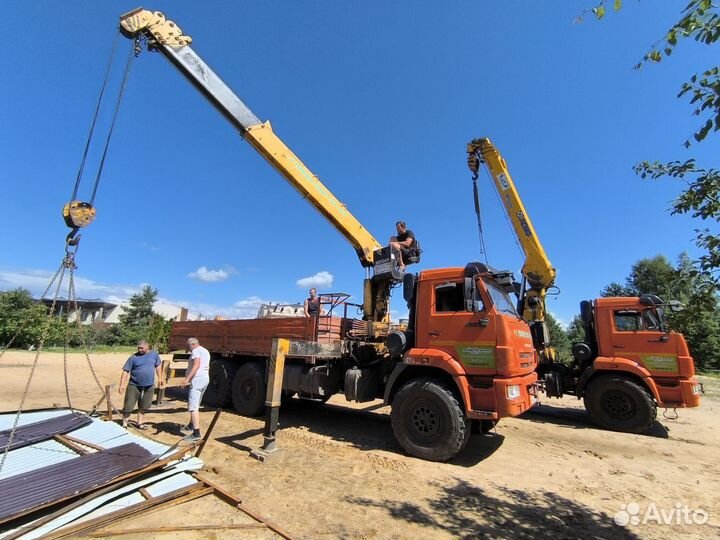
[[194, 408, 222, 458], [44, 484, 213, 539], [53, 435, 88, 456], [236, 501, 296, 540], [192, 473, 242, 506], [62, 434, 105, 452], [138, 487, 151, 500], [87, 523, 268, 536]]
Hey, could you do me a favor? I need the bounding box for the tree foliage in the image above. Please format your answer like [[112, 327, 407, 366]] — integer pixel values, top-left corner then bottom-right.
[[584, 0, 720, 286], [1, 285, 175, 352], [0, 288, 65, 349], [545, 312, 571, 362]]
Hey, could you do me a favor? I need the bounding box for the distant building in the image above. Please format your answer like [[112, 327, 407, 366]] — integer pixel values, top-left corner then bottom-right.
[[256, 302, 304, 319], [37, 298, 117, 325], [39, 298, 200, 325]]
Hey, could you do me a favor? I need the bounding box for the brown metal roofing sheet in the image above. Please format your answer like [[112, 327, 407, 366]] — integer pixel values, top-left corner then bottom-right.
[[0, 442, 155, 524], [0, 413, 92, 452]]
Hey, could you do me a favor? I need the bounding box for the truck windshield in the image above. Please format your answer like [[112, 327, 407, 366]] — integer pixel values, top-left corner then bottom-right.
[[483, 279, 518, 316]]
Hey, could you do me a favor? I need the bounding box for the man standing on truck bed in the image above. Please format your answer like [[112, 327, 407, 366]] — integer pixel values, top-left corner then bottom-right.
[[389, 220, 417, 271], [303, 288, 323, 318], [180, 337, 211, 442]]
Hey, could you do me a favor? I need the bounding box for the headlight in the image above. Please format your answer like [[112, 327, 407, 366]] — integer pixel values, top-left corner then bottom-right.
[[506, 385, 521, 400], [692, 384, 702, 395]]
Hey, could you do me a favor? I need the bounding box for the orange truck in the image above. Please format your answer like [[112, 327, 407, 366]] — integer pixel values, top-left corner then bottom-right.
[[556, 295, 703, 433], [467, 138, 702, 433], [169, 265, 538, 462], [115, 9, 538, 461]]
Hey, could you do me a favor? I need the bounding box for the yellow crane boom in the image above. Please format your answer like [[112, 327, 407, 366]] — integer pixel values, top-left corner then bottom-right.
[[467, 137, 557, 361], [119, 8, 382, 267], [119, 8, 396, 323]]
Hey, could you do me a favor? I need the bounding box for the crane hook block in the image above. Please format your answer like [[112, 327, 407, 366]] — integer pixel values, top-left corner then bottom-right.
[[63, 201, 96, 230]]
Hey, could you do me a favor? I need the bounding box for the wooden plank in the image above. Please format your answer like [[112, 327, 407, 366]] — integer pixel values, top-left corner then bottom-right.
[[62, 434, 105, 452], [53, 435, 88, 456], [138, 487, 151, 500], [194, 408, 222, 458], [44, 485, 213, 539], [192, 473, 242, 506], [236, 502, 296, 540], [87, 523, 268, 536]]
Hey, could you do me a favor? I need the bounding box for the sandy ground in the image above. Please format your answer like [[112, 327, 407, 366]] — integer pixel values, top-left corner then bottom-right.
[[1, 350, 719, 540]]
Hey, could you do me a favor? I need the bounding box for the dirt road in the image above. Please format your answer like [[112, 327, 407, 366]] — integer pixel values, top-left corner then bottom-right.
[[1, 351, 718, 539]]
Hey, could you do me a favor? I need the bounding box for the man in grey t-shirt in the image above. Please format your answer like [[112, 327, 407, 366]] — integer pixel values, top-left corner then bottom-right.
[[180, 337, 211, 441]]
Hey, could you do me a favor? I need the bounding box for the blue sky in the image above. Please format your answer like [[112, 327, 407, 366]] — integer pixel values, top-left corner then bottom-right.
[[1, 1, 717, 323]]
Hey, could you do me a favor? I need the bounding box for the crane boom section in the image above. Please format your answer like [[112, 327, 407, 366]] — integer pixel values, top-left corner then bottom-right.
[[467, 138, 556, 290], [119, 8, 382, 267]]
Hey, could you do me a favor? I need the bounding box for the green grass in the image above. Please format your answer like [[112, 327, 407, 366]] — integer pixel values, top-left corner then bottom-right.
[[697, 370, 720, 379]]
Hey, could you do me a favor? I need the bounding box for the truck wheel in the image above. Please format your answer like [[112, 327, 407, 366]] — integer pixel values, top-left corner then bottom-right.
[[583, 375, 656, 433], [231, 362, 266, 417], [202, 359, 236, 407], [390, 378, 470, 462]]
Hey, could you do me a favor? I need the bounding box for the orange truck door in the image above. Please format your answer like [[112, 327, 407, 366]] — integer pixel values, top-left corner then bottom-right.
[[609, 308, 680, 376], [420, 279, 498, 375]]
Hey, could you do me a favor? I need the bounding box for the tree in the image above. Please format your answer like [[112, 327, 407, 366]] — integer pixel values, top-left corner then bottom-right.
[[546, 312, 572, 362], [116, 285, 159, 345], [566, 315, 586, 345], [600, 281, 635, 297], [0, 288, 66, 349], [585, 1, 720, 286]]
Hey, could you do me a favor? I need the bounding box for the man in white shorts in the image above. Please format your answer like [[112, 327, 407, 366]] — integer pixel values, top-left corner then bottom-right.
[[180, 337, 211, 442]]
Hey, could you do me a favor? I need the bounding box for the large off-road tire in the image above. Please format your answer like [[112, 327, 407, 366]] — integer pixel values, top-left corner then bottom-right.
[[202, 359, 236, 407], [583, 374, 656, 433], [231, 362, 266, 417], [390, 378, 470, 462]]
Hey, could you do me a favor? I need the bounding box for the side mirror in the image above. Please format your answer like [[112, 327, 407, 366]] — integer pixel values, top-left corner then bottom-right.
[[464, 277, 475, 312], [668, 300, 684, 312]]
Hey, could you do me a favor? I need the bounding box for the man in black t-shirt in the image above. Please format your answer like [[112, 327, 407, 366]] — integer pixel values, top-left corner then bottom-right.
[[389, 220, 417, 270]]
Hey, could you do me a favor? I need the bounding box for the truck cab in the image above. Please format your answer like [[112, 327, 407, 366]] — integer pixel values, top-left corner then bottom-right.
[[543, 294, 702, 433], [383, 263, 537, 459]]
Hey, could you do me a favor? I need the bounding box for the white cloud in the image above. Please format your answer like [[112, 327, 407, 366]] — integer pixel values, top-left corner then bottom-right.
[[0, 268, 141, 300], [0, 266, 285, 321], [296, 271, 333, 289], [187, 266, 230, 283]]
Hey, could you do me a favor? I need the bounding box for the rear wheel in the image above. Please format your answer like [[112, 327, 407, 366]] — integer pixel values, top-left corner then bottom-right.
[[391, 378, 470, 462], [583, 375, 656, 433], [202, 359, 236, 407], [231, 362, 266, 417]]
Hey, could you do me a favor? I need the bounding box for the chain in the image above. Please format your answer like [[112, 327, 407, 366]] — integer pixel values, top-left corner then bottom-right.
[[0, 255, 71, 476], [67, 267, 113, 402]]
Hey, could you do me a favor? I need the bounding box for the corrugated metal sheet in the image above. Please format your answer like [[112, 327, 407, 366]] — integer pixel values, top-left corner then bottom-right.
[[0, 440, 78, 481], [0, 442, 155, 524], [3, 464, 203, 540], [0, 410, 172, 459], [0, 410, 69, 431], [0, 413, 92, 451]]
